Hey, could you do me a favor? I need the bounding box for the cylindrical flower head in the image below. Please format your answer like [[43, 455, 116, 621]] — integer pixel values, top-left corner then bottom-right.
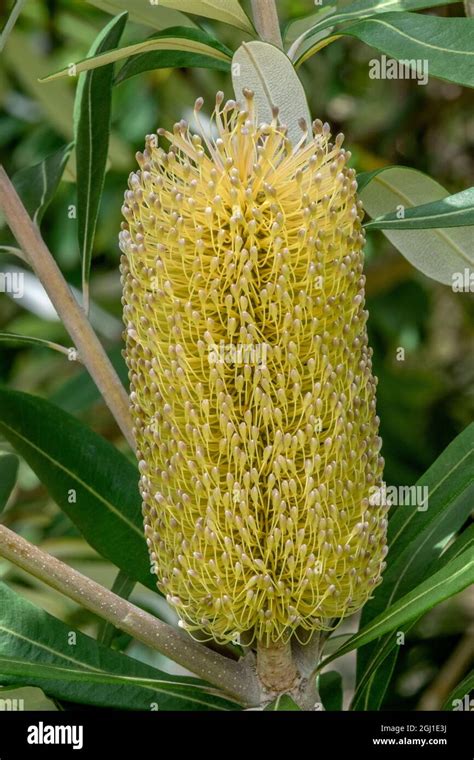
[[120, 91, 387, 645]]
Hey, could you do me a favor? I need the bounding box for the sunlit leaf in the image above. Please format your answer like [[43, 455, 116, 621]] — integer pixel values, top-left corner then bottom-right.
[[360, 167, 474, 285], [73, 12, 128, 313], [0, 389, 153, 590], [232, 40, 311, 146]]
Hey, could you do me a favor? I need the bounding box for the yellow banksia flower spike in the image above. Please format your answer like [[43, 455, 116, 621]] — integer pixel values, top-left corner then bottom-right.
[[120, 90, 388, 648]]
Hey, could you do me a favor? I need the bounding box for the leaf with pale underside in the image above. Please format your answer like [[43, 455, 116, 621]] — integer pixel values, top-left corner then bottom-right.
[[150, 0, 254, 33], [232, 40, 311, 146], [360, 167, 474, 285], [42, 27, 231, 81]]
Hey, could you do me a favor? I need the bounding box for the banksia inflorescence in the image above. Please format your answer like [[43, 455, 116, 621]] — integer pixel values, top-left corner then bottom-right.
[[120, 90, 388, 647]]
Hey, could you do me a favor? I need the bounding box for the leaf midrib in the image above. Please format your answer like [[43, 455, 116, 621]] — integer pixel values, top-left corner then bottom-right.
[[0, 419, 142, 537]]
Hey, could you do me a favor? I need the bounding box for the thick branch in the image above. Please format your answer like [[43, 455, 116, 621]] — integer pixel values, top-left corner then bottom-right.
[[0, 524, 260, 707], [250, 0, 283, 48], [0, 166, 134, 449]]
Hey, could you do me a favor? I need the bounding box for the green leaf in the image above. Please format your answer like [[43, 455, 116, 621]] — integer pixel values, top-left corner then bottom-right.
[[49, 345, 128, 414], [11, 143, 73, 225], [86, 0, 199, 29], [294, 0, 458, 44], [355, 424, 474, 707], [288, 0, 457, 62], [98, 570, 136, 646], [42, 26, 231, 81], [320, 547, 474, 667], [284, 5, 336, 59], [318, 671, 343, 710], [0, 389, 154, 590], [115, 28, 231, 84], [0, 454, 19, 514], [74, 12, 127, 313], [351, 649, 398, 711], [232, 41, 312, 147], [0, 0, 27, 52], [264, 694, 301, 710], [352, 524, 474, 710], [152, 0, 254, 33], [0, 583, 237, 710], [377, 423, 474, 597], [0, 333, 70, 356], [443, 671, 474, 711], [365, 186, 474, 230], [341, 13, 474, 88], [359, 167, 474, 285], [357, 166, 396, 192]]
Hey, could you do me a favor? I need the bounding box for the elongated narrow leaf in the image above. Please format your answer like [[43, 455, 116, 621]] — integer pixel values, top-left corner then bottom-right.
[[320, 547, 474, 666], [115, 29, 231, 84], [0, 389, 153, 590], [232, 41, 311, 146], [153, 0, 254, 33], [0, 455, 19, 514], [373, 423, 474, 612], [360, 167, 474, 284], [0, 583, 236, 710], [87, 0, 199, 29], [0, 0, 27, 53], [290, 0, 459, 59], [443, 671, 474, 711], [355, 424, 474, 706], [43, 26, 231, 81], [11, 143, 72, 225], [116, 49, 229, 84], [264, 694, 301, 710], [351, 648, 398, 711], [353, 523, 474, 711], [74, 12, 127, 312], [285, 5, 336, 62], [0, 332, 70, 355], [284, 4, 335, 51], [342, 13, 474, 88], [318, 671, 343, 710], [288, 0, 456, 62], [365, 187, 474, 230]]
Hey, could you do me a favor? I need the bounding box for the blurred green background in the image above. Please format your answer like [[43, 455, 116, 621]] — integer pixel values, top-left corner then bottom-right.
[[0, 0, 472, 710]]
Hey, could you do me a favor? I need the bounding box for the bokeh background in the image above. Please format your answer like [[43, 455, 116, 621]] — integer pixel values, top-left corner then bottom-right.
[[0, 0, 472, 710]]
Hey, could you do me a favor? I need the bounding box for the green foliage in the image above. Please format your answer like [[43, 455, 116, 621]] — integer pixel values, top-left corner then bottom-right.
[[0, 583, 237, 710], [342, 14, 474, 88], [74, 12, 128, 309], [115, 28, 232, 83], [360, 167, 474, 285], [0, 454, 19, 513], [0, 389, 153, 589], [11, 143, 73, 225], [264, 694, 301, 710], [0, 0, 472, 713], [290, 0, 460, 62], [42, 27, 231, 81], [322, 546, 474, 663], [318, 671, 343, 710], [364, 187, 474, 230]]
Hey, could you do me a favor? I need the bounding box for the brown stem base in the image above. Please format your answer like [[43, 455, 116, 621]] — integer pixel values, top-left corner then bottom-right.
[[257, 639, 299, 694]]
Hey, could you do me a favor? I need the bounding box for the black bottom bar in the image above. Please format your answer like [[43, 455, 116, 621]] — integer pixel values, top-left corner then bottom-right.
[[0, 710, 471, 757]]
